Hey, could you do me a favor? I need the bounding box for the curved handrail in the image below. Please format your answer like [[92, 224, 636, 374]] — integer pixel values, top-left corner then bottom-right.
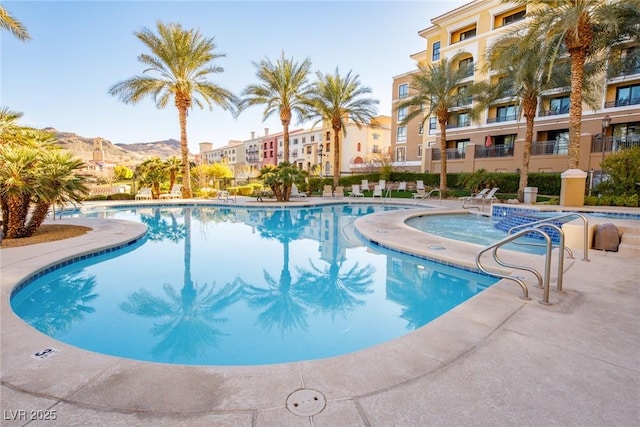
[[508, 212, 589, 262], [476, 228, 554, 304]]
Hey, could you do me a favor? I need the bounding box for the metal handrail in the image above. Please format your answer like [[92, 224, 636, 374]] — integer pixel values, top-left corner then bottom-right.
[[508, 212, 589, 261], [413, 188, 442, 205], [476, 228, 554, 304], [52, 201, 79, 219]]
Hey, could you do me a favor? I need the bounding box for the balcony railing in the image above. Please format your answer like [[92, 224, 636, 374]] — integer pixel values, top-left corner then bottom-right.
[[532, 140, 569, 155], [591, 135, 640, 153], [538, 106, 569, 117], [607, 66, 640, 79], [432, 148, 465, 160], [475, 145, 514, 158], [486, 114, 518, 124], [445, 120, 471, 129], [604, 97, 640, 108]]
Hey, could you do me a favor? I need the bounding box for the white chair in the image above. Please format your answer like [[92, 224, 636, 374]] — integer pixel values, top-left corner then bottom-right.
[[361, 179, 369, 192], [416, 180, 425, 191], [334, 186, 345, 197], [135, 188, 152, 200], [378, 180, 386, 191], [290, 184, 307, 198], [397, 181, 407, 192], [160, 184, 182, 199], [217, 190, 234, 202], [349, 184, 364, 197], [459, 188, 490, 203], [372, 185, 382, 197], [322, 185, 333, 197]]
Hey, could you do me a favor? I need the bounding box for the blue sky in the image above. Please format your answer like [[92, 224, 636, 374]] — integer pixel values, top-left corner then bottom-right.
[[2, 0, 466, 152]]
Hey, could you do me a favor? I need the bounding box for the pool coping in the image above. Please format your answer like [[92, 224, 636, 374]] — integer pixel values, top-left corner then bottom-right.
[[2, 198, 639, 425]]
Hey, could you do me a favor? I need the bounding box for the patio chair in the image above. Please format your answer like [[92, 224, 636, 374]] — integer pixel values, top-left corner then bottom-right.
[[378, 180, 386, 191], [322, 185, 333, 197], [416, 180, 425, 191], [361, 179, 369, 192], [482, 187, 500, 204], [349, 184, 364, 197], [135, 187, 152, 200], [160, 184, 182, 199], [372, 185, 383, 197], [334, 186, 345, 197], [397, 181, 407, 192], [411, 188, 426, 199], [290, 184, 307, 198], [217, 190, 235, 202], [459, 188, 490, 203]]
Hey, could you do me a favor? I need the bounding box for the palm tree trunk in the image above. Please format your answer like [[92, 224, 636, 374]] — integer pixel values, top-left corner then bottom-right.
[[23, 201, 51, 237], [333, 126, 341, 188], [177, 105, 192, 198], [282, 121, 290, 165], [5, 194, 26, 239], [438, 119, 448, 191], [518, 102, 537, 202], [567, 51, 587, 170]]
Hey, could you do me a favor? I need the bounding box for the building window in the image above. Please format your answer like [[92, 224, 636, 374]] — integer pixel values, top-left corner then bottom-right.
[[326, 131, 331, 141], [373, 133, 380, 140], [397, 126, 407, 142], [459, 58, 474, 77], [310, 135, 315, 142], [417, 144, 423, 157], [396, 147, 406, 162], [293, 138, 298, 145], [497, 105, 518, 122], [502, 10, 526, 26], [357, 142, 361, 151], [397, 106, 407, 122], [429, 117, 437, 133], [460, 27, 476, 41], [432, 41, 440, 61], [615, 84, 640, 106], [306, 146, 312, 154], [302, 137, 306, 143], [398, 83, 408, 99], [550, 96, 570, 114], [326, 143, 331, 152], [418, 122, 424, 135]]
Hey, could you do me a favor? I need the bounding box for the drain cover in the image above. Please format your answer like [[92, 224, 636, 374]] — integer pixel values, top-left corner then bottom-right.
[[286, 388, 326, 416], [428, 245, 446, 250]]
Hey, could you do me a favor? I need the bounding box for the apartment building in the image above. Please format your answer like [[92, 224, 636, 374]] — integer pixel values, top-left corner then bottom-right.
[[391, 0, 640, 174]]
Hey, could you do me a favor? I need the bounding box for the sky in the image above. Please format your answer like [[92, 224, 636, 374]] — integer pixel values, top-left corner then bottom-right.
[[2, 0, 467, 152]]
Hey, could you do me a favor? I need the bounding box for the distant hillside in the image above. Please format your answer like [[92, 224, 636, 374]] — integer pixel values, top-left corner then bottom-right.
[[47, 128, 186, 164]]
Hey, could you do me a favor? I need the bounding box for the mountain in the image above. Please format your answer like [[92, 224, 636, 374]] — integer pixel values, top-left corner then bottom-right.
[[47, 128, 187, 164]]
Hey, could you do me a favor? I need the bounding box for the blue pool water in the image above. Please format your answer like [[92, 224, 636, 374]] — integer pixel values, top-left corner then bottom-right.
[[406, 213, 547, 254], [11, 204, 497, 366]]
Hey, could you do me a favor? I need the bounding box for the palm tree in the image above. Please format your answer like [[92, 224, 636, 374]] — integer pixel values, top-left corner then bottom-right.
[[0, 6, 31, 41], [136, 157, 169, 199], [164, 156, 182, 191], [241, 53, 313, 164], [396, 58, 487, 191], [109, 21, 239, 198], [486, 35, 571, 201], [512, 0, 640, 169], [308, 68, 379, 188]]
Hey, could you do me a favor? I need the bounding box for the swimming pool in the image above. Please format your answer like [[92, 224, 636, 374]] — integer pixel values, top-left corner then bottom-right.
[[11, 204, 497, 366]]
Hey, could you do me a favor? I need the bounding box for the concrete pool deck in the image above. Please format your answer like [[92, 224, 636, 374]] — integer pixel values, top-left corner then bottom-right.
[[1, 198, 639, 426]]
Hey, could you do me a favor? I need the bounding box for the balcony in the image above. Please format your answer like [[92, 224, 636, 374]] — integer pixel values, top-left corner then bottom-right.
[[532, 140, 568, 156], [475, 145, 514, 158], [604, 97, 640, 108], [445, 120, 471, 129], [591, 135, 640, 153], [486, 114, 518, 124], [432, 148, 465, 160]]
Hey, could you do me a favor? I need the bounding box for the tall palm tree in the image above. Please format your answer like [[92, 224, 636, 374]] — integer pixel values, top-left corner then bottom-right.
[[512, 0, 640, 170], [0, 6, 31, 41], [308, 68, 379, 187], [164, 156, 182, 191], [109, 21, 239, 198], [486, 35, 571, 201], [241, 53, 313, 164], [396, 58, 486, 191]]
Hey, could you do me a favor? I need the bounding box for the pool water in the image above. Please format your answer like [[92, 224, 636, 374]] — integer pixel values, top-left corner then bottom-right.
[[11, 205, 497, 366], [405, 213, 547, 254]]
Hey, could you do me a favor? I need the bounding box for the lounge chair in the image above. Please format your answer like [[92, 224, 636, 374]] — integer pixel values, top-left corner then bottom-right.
[[483, 187, 500, 204], [217, 190, 234, 202], [378, 180, 386, 191], [462, 187, 499, 207], [411, 188, 426, 199], [290, 184, 307, 198], [160, 184, 182, 199], [322, 185, 333, 197], [361, 179, 369, 192], [372, 185, 382, 197], [397, 181, 407, 192], [416, 180, 425, 191], [334, 186, 345, 197], [349, 184, 364, 197], [459, 188, 490, 203], [135, 188, 152, 200]]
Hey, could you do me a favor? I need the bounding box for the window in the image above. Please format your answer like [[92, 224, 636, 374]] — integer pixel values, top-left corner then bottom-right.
[[302, 137, 306, 143], [497, 105, 518, 121], [373, 133, 380, 140], [432, 41, 440, 61], [326, 143, 331, 152], [398, 83, 408, 99], [616, 84, 640, 106], [357, 142, 361, 152], [460, 27, 476, 41], [326, 131, 331, 141], [310, 135, 315, 142], [429, 117, 437, 133], [293, 138, 298, 145], [457, 112, 470, 127], [459, 58, 474, 77], [550, 96, 570, 114], [502, 10, 526, 26], [417, 144, 423, 157], [306, 146, 312, 154], [397, 106, 407, 122], [418, 122, 424, 135], [457, 85, 472, 106], [396, 147, 406, 162], [397, 126, 407, 142]]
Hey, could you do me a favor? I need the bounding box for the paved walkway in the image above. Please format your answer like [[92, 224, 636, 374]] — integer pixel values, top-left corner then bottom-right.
[[1, 198, 638, 426]]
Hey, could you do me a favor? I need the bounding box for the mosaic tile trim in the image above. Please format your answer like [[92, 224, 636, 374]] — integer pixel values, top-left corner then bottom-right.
[[10, 237, 146, 299]]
